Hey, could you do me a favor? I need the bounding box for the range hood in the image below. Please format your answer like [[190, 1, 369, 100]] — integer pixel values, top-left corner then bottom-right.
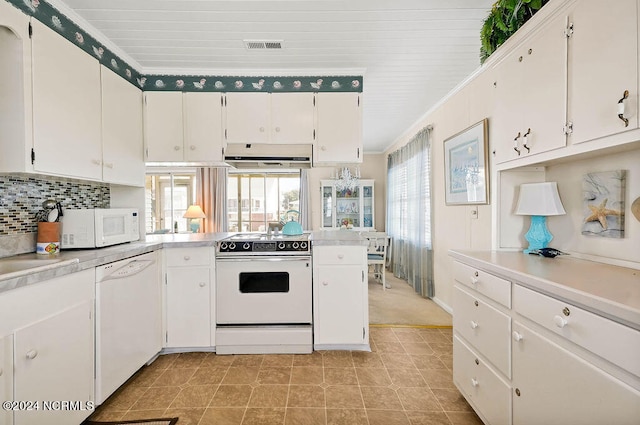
[[224, 143, 313, 169]]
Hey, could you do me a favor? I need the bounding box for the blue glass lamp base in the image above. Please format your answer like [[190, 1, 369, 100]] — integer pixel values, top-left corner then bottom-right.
[[523, 215, 553, 254], [190, 221, 200, 233]]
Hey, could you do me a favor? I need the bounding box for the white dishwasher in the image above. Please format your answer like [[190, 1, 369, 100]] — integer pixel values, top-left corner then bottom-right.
[[95, 251, 161, 404]]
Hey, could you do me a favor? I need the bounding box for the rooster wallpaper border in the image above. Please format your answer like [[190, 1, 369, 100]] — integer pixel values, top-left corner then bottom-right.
[[6, 0, 364, 93]]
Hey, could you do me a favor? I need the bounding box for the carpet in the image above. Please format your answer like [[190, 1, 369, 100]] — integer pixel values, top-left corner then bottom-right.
[[368, 271, 452, 326], [83, 418, 178, 425]]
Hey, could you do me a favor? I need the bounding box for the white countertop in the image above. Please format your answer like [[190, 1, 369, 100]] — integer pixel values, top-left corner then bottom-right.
[[310, 230, 368, 246], [449, 250, 640, 330]]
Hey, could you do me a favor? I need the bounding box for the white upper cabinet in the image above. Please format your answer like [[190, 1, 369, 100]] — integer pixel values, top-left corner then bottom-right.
[[492, 11, 567, 164], [31, 19, 102, 180], [101, 65, 144, 186], [184, 92, 224, 162], [144, 91, 184, 162], [224, 92, 315, 144], [567, 0, 638, 144], [270, 93, 315, 143], [315, 92, 362, 164], [0, 1, 32, 174], [144, 91, 224, 163]]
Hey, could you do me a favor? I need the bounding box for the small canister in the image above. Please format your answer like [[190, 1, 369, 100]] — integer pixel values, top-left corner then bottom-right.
[[37, 222, 61, 254]]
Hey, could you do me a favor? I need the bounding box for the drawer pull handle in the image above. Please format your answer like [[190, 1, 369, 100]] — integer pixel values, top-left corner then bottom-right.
[[184, 256, 191, 261], [553, 315, 568, 328], [474, 271, 479, 277], [470, 320, 479, 329], [562, 307, 571, 317], [199, 282, 206, 287], [512, 331, 524, 342], [337, 254, 344, 259], [470, 277, 479, 285], [471, 378, 479, 387], [474, 300, 479, 307], [475, 358, 479, 365], [322, 281, 329, 286], [26, 350, 38, 360]]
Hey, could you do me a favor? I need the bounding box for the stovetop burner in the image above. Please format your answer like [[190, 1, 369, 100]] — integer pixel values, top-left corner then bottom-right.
[[217, 233, 311, 256]]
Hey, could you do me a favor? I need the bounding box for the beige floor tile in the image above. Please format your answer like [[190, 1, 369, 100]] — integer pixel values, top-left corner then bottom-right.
[[210, 385, 253, 407], [170, 384, 217, 408], [429, 343, 453, 357], [163, 407, 205, 425], [325, 385, 364, 409], [86, 409, 126, 422], [284, 408, 326, 425], [232, 354, 265, 367], [370, 328, 400, 343], [147, 353, 179, 370], [324, 367, 359, 385], [418, 330, 452, 345], [445, 411, 484, 425], [120, 409, 167, 421], [420, 369, 456, 389], [355, 368, 391, 386], [257, 367, 292, 385], [248, 385, 289, 408], [287, 385, 325, 407], [387, 368, 428, 387], [153, 367, 197, 387], [173, 352, 208, 368], [326, 408, 368, 425], [189, 367, 228, 385], [375, 341, 407, 353], [402, 342, 435, 355], [394, 331, 425, 344], [130, 387, 181, 410], [381, 353, 417, 369], [439, 329, 453, 339], [397, 388, 441, 411], [293, 352, 323, 366], [351, 351, 384, 368], [223, 366, 261, 385], [367, 409, 411, 425], [439, 354, 454, 370], [262, 354, 294, 367], [411, 355, 447, 370], [99, 385, 148, 411], [406, 410, 453, 425], [322, 351, 354, 367], [290, 366, 323, 384], [431, 389, 474, 412], [200, 407, 245, 425], [242, 407, 286, 425], [202, 354, 236, 367], [128, 366, 164, 387], [360, 386, 404, 410]]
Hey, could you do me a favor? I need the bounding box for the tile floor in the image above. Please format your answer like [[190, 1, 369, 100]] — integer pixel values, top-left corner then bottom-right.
[[85, 327, 483, 425]]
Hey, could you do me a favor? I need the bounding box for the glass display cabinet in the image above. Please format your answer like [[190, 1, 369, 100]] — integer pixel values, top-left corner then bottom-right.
[[320, 179, 374, 230]]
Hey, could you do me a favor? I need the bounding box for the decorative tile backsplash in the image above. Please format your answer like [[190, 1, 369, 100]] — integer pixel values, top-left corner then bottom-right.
[[0, 174, 109, 236]]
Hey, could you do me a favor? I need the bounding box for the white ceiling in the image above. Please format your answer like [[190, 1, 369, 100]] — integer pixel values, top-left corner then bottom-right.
[[52, 0, 493, 153]]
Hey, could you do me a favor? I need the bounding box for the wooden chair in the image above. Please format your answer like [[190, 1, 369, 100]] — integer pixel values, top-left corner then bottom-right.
[[366, 233, 390, 290]]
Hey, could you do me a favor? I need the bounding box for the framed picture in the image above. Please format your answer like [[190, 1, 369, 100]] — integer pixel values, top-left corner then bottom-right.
[[444, 119, 489, 205]]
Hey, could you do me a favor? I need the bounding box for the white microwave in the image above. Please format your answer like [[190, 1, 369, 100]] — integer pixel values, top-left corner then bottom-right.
[[61, 208, 140, 248]]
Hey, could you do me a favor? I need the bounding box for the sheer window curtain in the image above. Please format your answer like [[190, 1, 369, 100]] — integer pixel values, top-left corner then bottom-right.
[[196, 167, 228, 232], [299, 169, 311, 230], [386, 126, 434, 298]]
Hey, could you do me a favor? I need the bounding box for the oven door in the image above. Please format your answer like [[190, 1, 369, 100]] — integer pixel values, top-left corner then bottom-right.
[[216, 256, 312, 325]]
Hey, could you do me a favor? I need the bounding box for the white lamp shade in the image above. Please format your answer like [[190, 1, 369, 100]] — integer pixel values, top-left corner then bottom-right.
[[183, 205, 206, 219], [515, 182, 566, 216]]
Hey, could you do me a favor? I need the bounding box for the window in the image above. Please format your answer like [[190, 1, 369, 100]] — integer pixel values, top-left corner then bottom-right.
[[227, 171, 300, 233], [145, 171, 196, 233]]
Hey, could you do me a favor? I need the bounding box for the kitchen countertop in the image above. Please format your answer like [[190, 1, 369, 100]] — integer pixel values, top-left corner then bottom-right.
[[449, 250, 640, 331], [310, 230, 368, 246]]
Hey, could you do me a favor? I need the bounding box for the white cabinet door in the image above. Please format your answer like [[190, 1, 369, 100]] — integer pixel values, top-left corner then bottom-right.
[[144, 91, 184, 161], [315, 93, 362, 164], [0, 334, 13, 425], [271, 93, 315, 144], [224, 92, 270, 143], [567, 0, 638, 144], [14, 301, 94, 425], [101, 65, 144, 186], [184, 92, 224, 162], [512, 321, 640, 425], [315, 265, 365, 345], [166, 267, 211, 347], [0, 1, 32, 174], [31, 19, 102, 180]]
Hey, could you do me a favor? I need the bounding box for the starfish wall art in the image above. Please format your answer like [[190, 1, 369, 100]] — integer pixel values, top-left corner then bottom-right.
[[582, 170, 626, 238]]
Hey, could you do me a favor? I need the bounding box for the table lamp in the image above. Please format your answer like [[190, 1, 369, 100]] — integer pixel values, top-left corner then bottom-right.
[[183, 205, 206, 233], [514, 182, 566, 254]]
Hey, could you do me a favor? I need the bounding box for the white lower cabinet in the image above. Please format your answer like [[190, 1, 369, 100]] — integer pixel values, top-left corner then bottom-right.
[[164, 247, 215, 348], [0, 269, 94, 425], [312, 245, 368, 349], [512, 321, 640, 425]]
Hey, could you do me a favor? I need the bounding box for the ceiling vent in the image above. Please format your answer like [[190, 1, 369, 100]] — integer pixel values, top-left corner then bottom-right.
[[244, 40, 283, 50]]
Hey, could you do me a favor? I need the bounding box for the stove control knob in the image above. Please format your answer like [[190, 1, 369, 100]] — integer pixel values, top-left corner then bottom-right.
[[278, 242, 285, 250], [243, 242, 251, 250], [300, 242, 308, 249], [220, 242, 227, 250], [293, 242, 299, 249], [229, 242, 236, 250]]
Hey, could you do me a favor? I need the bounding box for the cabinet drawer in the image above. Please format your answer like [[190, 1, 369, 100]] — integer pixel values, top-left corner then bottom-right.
[[165, 247, 211, 267], [314, 246, 365, 265], [454, 335, 512, 425], [514, 285, 640, 378], [454, 285, 511, 377], [453, 261, 511, 308]]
